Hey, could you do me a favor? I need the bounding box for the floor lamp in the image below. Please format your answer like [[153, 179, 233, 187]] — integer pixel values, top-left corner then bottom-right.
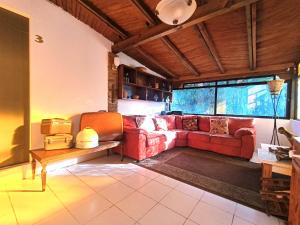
[[268, 79, 284, 145]]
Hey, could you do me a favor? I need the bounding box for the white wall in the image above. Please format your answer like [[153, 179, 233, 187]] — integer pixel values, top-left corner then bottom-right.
[[0, 0, 111, 149], [118, 99, 165, 115], [117, 52, 166, 115], [254, 118, 291, 147]]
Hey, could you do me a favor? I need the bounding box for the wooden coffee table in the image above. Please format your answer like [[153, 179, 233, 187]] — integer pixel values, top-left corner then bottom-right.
[[30, 141, 121, 191]]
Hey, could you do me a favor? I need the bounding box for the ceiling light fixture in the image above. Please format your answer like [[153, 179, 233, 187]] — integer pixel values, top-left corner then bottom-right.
[[155, 0, 197, 25]]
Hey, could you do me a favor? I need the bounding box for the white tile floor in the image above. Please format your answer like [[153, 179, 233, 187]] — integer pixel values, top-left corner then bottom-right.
[[0, 155, 285, 225]]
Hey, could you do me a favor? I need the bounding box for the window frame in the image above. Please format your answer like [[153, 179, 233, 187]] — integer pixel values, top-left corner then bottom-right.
[[172, 75, 292, 119]]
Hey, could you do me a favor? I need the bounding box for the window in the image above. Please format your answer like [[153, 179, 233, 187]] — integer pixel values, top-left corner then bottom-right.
[[172, 88, 215, 114], [171, 76, 291, 118]]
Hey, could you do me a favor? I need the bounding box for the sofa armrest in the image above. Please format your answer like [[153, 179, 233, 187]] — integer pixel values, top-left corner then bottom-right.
[[234, 128, 255, 138], [124, 127, 148, 135]]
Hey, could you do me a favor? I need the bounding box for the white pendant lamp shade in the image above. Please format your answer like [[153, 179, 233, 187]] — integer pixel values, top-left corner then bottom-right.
[[156, 0, 197, 25]]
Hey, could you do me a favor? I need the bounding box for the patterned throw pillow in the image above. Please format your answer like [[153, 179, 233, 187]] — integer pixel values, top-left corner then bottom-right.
[[154, 117, 168, 131], [210, 118, 229, 134], [182, 118, 198, 131], [136, 117, 155, 132]]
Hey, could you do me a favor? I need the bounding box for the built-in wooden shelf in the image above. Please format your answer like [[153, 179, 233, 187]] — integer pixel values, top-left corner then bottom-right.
[[118, 64, 172, 103]]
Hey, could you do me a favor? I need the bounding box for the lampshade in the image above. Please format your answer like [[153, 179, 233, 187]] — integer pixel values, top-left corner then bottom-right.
[[268, 79, 284, 95], [156, 0, 197, 25]]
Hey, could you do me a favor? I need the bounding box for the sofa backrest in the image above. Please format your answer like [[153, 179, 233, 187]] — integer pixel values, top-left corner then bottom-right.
[[228, 117, 255, 135], [175, 115, 255, 134]]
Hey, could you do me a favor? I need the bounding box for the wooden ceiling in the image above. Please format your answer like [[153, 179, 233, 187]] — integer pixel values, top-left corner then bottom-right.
[[48, 0, 300, 82]]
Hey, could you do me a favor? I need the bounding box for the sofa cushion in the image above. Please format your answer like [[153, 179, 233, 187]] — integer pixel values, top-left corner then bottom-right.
[[136, 116, 156, 132], [123, 116, 137, 128], [182, 118, 198, 131], [175, 115, 197, 129], [210, 118, 229, 134], [152, 130, 177, 143], [154, 117, 168, 131], [157, 115, 176, 130], [198, 116, 210, 132], [210, 134, 241, 147], [188, 131, 210, 143], [228, 118, 254, 135]]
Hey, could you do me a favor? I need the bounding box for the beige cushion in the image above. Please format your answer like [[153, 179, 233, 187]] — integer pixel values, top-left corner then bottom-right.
[[210, 118, 229, 134]]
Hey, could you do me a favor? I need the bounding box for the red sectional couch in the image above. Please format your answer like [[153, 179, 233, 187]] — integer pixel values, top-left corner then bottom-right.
[[121, 115, 256, 161]]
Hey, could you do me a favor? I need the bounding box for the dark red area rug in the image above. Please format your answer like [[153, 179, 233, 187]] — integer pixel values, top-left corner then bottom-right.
[[137, 147, 266, 211]]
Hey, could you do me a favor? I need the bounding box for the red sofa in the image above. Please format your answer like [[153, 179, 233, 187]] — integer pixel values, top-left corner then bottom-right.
[[121, 115, 256, 161]]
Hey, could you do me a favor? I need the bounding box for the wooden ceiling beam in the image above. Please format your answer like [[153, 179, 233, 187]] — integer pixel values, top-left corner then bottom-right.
[[78, 0, 128, 39], [176, 63, 294, 82], [130, 0, 200, 76], [112, 0, 259, 53], [246, 3, 257, 70], [195, 23, 225, 73], [78, 0, 176, 78]]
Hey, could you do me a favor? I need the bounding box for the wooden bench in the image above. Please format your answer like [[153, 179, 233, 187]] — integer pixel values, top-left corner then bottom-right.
[[30, 141, 121, 191]]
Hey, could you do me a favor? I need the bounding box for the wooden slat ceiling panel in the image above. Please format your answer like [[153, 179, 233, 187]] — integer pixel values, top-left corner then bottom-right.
[[49, 0, 120, 42], [139, 39, 191, 76], [256, 0, 300, 67], [204, 8, 249, 71], [168, 26, 219, 74], [91, 0, 148, 35], [124, 48, 171, 76]]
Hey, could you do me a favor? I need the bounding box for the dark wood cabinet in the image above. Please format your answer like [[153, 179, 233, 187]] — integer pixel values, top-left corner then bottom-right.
[[289, 157, 300, 225], [118, 64, 172, 102]]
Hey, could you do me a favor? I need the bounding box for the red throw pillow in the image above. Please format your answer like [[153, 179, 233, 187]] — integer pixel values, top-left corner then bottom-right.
[[182, 118, 198, 131], [154, 117, 168, 131]]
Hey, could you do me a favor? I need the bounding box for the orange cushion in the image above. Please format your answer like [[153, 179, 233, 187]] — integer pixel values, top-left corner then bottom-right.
[[182, 118, 198, 131]]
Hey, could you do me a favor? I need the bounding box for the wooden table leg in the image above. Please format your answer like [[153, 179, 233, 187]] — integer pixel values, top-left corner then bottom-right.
[[262, 163, 272, 191], [262, 163, 273, 178], [31, 159, 36, 180], [41, 164, 47, 192]]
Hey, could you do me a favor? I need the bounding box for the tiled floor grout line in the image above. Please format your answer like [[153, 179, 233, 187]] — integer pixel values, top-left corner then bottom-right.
[[6, 189, 19, 225], [46, 182, 82, 225], [184, 189, 205, 225]]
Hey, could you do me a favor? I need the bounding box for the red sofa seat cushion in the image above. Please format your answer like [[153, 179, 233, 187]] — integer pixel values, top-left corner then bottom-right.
[[188, 131, 210, 143], [228, 118, 254, 135], [210, 134, 241, 148]]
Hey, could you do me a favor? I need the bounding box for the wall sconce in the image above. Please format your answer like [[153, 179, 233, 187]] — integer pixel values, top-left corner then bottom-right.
[[112, 55, 120, 71]]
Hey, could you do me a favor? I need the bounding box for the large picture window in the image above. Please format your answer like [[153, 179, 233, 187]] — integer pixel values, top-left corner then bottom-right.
[[171, 76, 291, 118]]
